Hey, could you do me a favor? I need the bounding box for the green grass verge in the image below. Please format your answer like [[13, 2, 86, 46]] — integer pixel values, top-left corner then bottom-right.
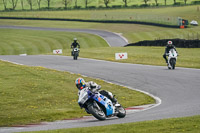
[[0, 28, 108, 55], [62, 47, 200, 69], [1, 6, 200, 26], [0, 29, 200, 69], [0, 18, 199, 44], [0, 60, 155, 126], [1, 5, 200, 43], [22, 115, 200, 133]]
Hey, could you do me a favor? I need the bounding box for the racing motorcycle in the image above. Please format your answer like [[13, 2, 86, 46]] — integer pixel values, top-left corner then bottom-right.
[[72, 48, 79, 60], [78, 87, 126, 120], [167, 48, 178, 69]]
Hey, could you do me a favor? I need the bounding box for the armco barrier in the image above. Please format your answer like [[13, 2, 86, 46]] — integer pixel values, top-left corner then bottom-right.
[[125, 39, 200, 48]]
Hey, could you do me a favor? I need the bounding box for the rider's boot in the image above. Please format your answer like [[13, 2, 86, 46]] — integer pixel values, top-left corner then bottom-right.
[[111, 95, 120, 107]]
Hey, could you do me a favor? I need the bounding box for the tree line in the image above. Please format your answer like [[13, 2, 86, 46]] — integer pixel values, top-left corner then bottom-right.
[[1, 0, 197, 11]]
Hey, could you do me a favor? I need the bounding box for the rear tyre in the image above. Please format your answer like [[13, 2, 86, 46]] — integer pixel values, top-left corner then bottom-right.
[[87, 101, 106, 120]]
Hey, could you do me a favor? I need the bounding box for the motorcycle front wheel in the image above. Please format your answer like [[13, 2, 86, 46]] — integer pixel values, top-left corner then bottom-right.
[[73, 52, 78, 60], [116, 106, 126, 118], [170, 59, 176, 69], [87, 101, 106, 120]]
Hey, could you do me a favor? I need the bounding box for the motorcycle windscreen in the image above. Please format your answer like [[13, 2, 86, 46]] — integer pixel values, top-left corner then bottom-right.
[[94, 94, 114, 116], [169, 49, 177, 57], [78, 88, 89, 105]]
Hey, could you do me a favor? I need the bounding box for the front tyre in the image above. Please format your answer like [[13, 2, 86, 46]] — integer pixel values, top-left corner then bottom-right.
[[170, 59, 176, 69], [116, 106, 126, 118], [87, 101, 106, 121], [73, 52, 78, 60]]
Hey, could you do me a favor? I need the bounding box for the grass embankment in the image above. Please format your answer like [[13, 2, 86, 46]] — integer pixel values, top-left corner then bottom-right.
[[0, 60, 154, 126], [0, 10, 200, 44], [0, 28, 200, 69], [64, 47, 200, 69], [0, 28, 108, 55], [1, 6, 200, 26]]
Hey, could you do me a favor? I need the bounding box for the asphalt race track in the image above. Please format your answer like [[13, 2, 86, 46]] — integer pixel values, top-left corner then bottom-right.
[[0, 26, 200, 133], [0, 25, 128, 47]]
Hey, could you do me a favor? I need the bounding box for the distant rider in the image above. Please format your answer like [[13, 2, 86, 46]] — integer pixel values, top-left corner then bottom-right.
[[75, 78, 119, 106], [163, 41, 178, 65], [71, 38, 80, 49], [71, 38, 80, 56]]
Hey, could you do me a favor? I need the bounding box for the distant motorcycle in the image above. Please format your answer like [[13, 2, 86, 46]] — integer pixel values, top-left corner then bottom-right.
[[78, 87, 126, 120], [167, 48, 178, 69], [72, 48, 79, 60]]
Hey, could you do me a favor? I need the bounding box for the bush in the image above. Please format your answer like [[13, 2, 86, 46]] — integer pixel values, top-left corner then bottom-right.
[[112, 5, 122, 8], [140, 4, 149, 7], [98, 6, 104, 8], [152, 3, 160, 6], [125, 39, 200, 48], [39, 7, 55, 11], [131, 5, 139, 8], [191, 1, 200, 4], [5, 8, 14, 11], [87, 6, 96, 9], [173, 2, 184, 6], [74, 6, 81, 9]]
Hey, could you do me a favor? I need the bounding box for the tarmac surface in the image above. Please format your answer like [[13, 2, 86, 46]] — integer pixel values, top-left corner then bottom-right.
[[0, 55, 199, 133], [0, 26, 200, 132]]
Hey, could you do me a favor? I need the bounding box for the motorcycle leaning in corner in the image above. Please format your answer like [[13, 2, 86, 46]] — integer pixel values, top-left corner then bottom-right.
[[78, 87, 126, 120]]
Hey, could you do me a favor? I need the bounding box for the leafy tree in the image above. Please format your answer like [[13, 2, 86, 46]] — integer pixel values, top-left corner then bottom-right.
[[46, 0, 51, 9], [2, 0, 8, 10], [63, 0, 72, 9], [143, 0, 149, 4], [164, 0, 167, 6], [104, 0, 110, 8], [122, 0, 128, 7], [10, 0, 18, 10], [74, 0, 77, 8], [85, 0, 92, 8], [27, 0, 33, 10], [154, 0, 158, 6], [20, 0, 24, 10], [184, 0, 187, 5], [37, 0, 42, 10], [173, 0, 176, 4]]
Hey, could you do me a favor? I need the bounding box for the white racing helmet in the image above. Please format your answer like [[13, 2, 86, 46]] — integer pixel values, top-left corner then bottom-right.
[[167, 41, 173, 45]]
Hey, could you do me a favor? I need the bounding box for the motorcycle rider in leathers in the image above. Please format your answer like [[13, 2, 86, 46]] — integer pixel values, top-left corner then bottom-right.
[[75, 78, 119, 107], [163, 41, 178, 65], [71, 38, 80, 56]]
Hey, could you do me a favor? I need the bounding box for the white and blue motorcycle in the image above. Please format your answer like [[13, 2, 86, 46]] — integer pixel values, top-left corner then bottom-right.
[[167, 48, 178, 69], [78, 87, 126, 120]]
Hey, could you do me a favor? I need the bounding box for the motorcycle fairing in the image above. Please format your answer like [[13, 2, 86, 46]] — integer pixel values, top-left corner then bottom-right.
[[94, 93, 114, 116]]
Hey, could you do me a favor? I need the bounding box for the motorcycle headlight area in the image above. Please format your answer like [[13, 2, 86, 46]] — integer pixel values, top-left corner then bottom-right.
[[78, 90, 89, 105]]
